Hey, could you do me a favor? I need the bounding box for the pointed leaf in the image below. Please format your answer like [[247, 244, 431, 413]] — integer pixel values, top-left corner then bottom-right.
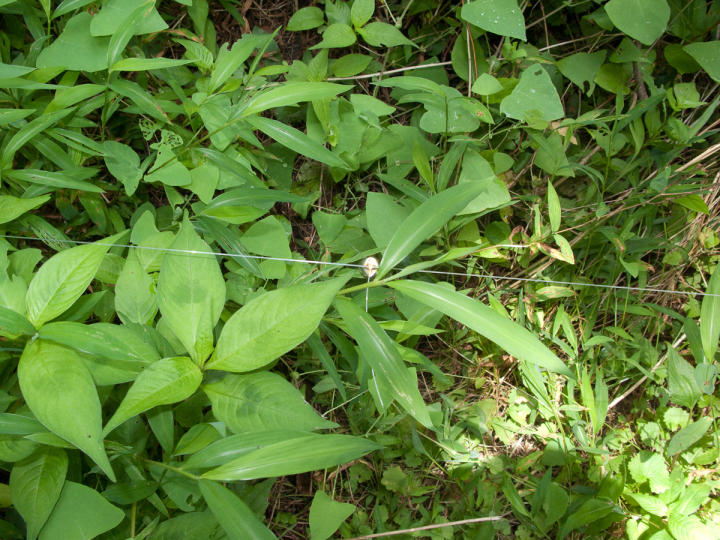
[[0, 306, 36, 339], [605, 0, 669, 45], [500, 64, 564, 123], [377, 182, 487, 279], [335, 297, 433, 427], [461, 0, 526, 41], [667, 417, 712, 456], [309, 491, 355, 540], [38, 482, 123, 540], [36, 13, 110, 72], [1, 109, 74, 169], [700, 264, 720, 361], [203, 372, 337, 433], [684, 41, 720, 83], [157, 217, 226, 363], [104, 357, 202, 435], [388, 280, 572, 377], [209, 36, 260, 93], [18, 340, 115, 480], [244, 115, 347, 168], [208, 277, 348, 372], [199, 480, 277, 540], [201, 433, 381, 481], [10, 447, 68, 540], [238, 82, 349, 117], [26, 233, 124, 328], [0, 195, 50, 225], [6, 169, 104, 193]]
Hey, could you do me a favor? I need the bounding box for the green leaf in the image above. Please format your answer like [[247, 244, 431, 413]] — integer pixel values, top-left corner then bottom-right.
[[209, 36, 259, 93], [335, 297, 433, 427], [351, 0, 374, 27], [388, 280, 572, 377], [309, 490, 355, 540], [1, 108, 75, 170], [38, 482, 124, 540], [0, 195, 49, 225], [18, 340, 115, 480], [110, 78, 170, 122], [182, 431, 302, 470], [667, 347, 702, 408], [36, 13, 110, 72], [500, 64, 564, 124], [0, 306, 36, 339], [53, 0, 96, 18], [104, 357, 202, 435], [684, 42, 720, 83], [37, 321, 159, 385], [377, 182, 488, 279], [201, 432, 380, 481], [115, 250, 157, 325], [287, 6, 324, 31], [110, 57, 193, 72], [547, 181, 561, 232], [106, 0, 155, 68], [700, 264, 720, 361], [461, 0, 526, 41], [199, 480, 277, 540], [104, 141, 143, 196], [208, 278, 348, 372], [359, 22, 415, 47], [238, 82, 349, 117], [471, 73, 504, 95], [204, 372, 337, 433], [456, 149, 510, 214], [366, 192, 412, 250], [604, 0, 669, 46], [90, 0, 167, 36], [5, 169, 103, 193], [10, 447, 68, 540], [157, 217, 226, 363], [312, 23, 357, 49], [667, 417, 712, 456], [26, 233, 122, 328], [244, 115, 347, 169], [557, 51, 606, 95]]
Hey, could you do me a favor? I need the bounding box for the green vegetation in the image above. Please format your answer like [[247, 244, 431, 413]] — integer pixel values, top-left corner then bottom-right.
[[0, 0, 719, 538]]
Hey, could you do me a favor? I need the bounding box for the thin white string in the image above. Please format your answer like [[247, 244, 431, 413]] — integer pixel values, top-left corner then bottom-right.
[[1, 233, 719, 298]]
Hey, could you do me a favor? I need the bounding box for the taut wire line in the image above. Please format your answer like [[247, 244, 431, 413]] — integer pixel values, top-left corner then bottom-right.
[[1, 233, 719, 298]]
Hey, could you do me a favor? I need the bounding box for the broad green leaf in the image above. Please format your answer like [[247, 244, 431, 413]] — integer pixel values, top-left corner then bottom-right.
[[0, 108, 35, 126], [26, 233, 123, 328], [199, 480, 277, 540], [106, 0, 155, 68], [36, 13, 110, 72], [627, 492, 667, 517], [312, 23, 357, 49], [457, 149, 510, 214], [238, 82, 349, 117], [173, 423, 221, 456], [377, 182, 488, 279], [667, 417, 712, 456], [700, 264, 720, 361], [201, 433, 380, 481], [39, 482, 124, 540], [335, 297, 433, 427], [208, 277, 348, 372], [53, 0, 96, 18], [18, 340, 115, 480], [0, 306, 36, 339], [6, 169, 103, 193], [605, 0, 669, 45], [500, 64, 564, 124], [668, 514, 716, 540], [115, 250, 157, 325], [157, 217, 225, 363], [1, 108, 74, 169], [45, 84, 105, 113], [10, 447, 68, 540], [182, 431, 303, 470], [144, 146, 192, 186], [0, 195, 49, 225], [203, 372, 337, 433], [684, 42, 720, 83], [471, 73, 504, 95], [37, 321, 159, 385], [209, 37, 259, 93], [0, 414, 45, 436], [90, 0, 168, 36], [104, 141, 143, 196], [287, 6, 324, 31], [0, 62, 34, 78], [547, 180, 561, 232], [557, 498, 616, 538], [309, 491, 355, 540], [244, 115, 347, 169], [351, 0, 374, 27], [110, 57, 193, 72], [110, 78, 170, 122], [366, 192, 412, 250], [359, 22, 415, 47], [104, 357, 202, 435], [388, 280, 572, 377], [461, 0, 526, 41], [557, 51, 607, 95], [667, 347, 702, 408]]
